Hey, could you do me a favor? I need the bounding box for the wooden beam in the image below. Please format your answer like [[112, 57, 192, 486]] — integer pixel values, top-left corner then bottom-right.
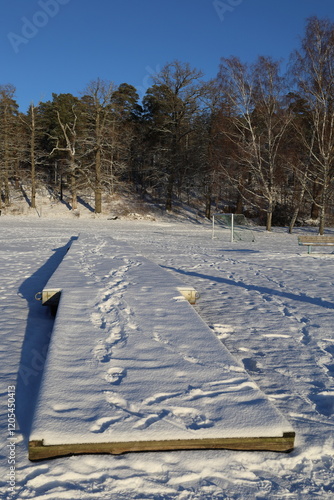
[[298, 235, 334, 245], [29, 433, 295, 461]]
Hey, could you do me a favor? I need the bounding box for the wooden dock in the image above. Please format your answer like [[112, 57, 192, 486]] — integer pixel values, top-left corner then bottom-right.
[[29, 235, 295, 460]]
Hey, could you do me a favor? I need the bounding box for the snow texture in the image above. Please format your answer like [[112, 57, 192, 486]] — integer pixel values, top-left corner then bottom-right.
[[1, 215, 334, 499]]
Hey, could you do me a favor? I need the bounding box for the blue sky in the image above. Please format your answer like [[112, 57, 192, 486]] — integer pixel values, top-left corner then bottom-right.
[[1, 0, 334, 112]]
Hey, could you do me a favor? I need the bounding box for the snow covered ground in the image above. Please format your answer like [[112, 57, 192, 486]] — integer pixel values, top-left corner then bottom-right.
[[1, 214, 334, 499]]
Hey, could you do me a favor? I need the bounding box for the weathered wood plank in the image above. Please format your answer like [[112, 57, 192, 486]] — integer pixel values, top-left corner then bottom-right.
[[29, 432, 295, 461], [298, 235, 334, 245]]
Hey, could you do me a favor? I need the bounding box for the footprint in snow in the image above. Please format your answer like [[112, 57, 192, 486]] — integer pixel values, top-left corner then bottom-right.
[[183, 355, 200, 364], [104, 390, 140, 414], [242, 357, 262, 373], [90, 416, 123, 433], [105, 328, 124, 345], [133, 411, 168, 430], [104, 366, 126, 385], [309, 391, 334, 417], [324, 343, 334, 359], [212, 324, 235, 339], [91, 312, 102, 328], [153, 331, 169, 344], [93, 343, 110, 362], [142, 391, 184, 406], [169, 406, 213, 430]]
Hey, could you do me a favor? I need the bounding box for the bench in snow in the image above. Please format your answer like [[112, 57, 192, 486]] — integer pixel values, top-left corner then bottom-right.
[[298, 235, 334, 254], [29, 235, 294, 460]]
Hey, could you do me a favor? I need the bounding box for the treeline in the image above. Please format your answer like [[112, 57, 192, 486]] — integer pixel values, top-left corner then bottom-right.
[[1, 16, 334, 232]]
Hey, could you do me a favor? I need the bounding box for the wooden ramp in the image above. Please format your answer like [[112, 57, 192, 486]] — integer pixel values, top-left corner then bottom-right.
[[29, 235, 295, 460]]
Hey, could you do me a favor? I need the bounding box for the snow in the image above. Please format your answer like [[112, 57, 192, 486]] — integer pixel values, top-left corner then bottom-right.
[[1, 214, 334, 499]]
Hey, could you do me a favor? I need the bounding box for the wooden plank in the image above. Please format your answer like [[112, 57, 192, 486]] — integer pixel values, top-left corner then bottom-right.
[[298, 235, 334, 245], [29, 433, 295, 461]]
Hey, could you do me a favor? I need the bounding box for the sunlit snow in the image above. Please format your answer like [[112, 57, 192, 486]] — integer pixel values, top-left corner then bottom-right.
[[1, 214, 334, 499]]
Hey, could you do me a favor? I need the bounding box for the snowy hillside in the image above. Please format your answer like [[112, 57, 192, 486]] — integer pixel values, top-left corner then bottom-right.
[[1, 215, 334, 499]]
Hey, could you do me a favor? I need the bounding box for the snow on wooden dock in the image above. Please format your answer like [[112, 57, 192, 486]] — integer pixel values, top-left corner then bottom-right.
[[29, 235, 294, 460]]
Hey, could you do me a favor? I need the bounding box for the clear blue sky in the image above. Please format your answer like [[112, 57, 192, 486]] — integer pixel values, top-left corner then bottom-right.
[[1, 0, 334, 112]]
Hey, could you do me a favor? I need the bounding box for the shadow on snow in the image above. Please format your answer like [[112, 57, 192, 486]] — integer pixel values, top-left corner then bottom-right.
[[162, 266, 334, 310], [15, 236, 77, 446]]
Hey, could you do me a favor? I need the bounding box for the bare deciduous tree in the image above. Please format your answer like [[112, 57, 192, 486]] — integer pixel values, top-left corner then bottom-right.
[[81, 79, 116, 213], [291, 16, 334, 234], [50, 98, 81, 210], [20, 103, 42, 209], [217, 56, 291, 230]]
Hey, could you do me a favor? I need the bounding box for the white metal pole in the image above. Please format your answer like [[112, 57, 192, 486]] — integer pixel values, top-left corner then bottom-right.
[[212, 215, 215, 239], [231, 214, 234, 242]]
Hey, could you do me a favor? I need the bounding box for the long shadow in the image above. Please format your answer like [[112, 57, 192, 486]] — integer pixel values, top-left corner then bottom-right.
[[20, 185, 31, 207], [47, 186, 73, 211], [15, 236, 77, 446], [78, 196, 94, 212], [60, 197, 72, 211], [162, 266, 334, 310], [221, 249, 259, 253]]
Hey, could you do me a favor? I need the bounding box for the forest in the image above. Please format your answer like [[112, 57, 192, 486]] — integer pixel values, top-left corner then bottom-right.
[[1, 16, 334, 232]]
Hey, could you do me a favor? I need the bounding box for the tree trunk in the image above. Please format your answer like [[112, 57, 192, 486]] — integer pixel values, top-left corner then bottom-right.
[[289, 165, 309, 233], [266, 197, 273, 231], [30, 107, 36, 209], [236, 192, 243, 214], [318, 189, 327, 235], [165, 170, 175, 211], [3, 166, 10, 206], [319, 207, 325, 235], [266, 210, 273, 231], [95, 188, 102, 214], [289, 207, 299, 234], [94, 109, 102, 214], [95, 148, 102, 214], [3, 112, 10, 206], [70, 156, 77, 210], [310, 202, 319, 220], [311, 179, 323, 219], [205, 189, 212, 219]]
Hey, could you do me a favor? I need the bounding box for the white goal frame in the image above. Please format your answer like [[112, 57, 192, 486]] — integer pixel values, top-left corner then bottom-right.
[[212, 213, 255, 242]]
